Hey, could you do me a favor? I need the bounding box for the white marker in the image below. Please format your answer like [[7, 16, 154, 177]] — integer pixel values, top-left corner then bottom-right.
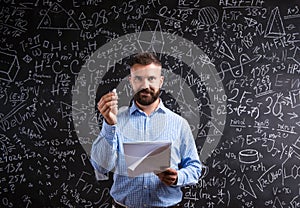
[[112, 89, 117, 94]]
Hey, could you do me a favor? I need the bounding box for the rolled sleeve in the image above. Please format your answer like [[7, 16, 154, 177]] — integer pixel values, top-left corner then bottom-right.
[[175, 160, 202, 186], [90, 120, 118, 180], [174, 119, 202, 186], [100, 120, 117, 146]]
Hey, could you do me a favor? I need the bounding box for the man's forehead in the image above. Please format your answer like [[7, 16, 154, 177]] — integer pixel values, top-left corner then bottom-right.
[[130, 64, 162, 74]]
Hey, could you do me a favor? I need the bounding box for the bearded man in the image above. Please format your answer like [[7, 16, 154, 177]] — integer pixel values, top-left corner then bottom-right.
[[91, 52, 202, 208]]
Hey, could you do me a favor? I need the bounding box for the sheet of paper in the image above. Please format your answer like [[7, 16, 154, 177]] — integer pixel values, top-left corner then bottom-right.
[[123, 141, 171, 177]]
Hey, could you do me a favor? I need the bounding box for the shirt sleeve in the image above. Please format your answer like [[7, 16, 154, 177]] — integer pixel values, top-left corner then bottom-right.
[[175, 119, 202, 187], [90, 120, 118, 180]]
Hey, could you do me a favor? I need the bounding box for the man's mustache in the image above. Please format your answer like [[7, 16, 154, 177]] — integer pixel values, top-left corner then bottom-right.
[[139, 89, 152, 93], [137, 88, 153, 94]]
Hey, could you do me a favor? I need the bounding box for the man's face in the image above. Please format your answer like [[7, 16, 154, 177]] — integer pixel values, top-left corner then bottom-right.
[[129, 63, 164, 106]]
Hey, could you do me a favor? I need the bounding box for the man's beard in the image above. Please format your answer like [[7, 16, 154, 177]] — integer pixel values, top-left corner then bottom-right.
[[134, 88, 160, 106]]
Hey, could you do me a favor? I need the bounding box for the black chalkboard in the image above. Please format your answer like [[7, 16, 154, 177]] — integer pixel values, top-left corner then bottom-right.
[[1, 0, 300, 207]]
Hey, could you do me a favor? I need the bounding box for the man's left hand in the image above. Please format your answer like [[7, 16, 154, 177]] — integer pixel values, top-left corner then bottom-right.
[[156, 168, 178, 186]]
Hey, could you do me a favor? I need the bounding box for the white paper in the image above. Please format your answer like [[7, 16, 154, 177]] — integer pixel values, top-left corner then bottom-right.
[[123, 141, 171, 177]]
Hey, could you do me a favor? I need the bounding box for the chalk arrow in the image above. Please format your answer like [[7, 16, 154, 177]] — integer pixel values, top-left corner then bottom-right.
[[287, 112, 298, 119]]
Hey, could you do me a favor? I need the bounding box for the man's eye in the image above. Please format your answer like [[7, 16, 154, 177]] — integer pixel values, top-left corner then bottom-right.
[[149, 77, 155, 81]]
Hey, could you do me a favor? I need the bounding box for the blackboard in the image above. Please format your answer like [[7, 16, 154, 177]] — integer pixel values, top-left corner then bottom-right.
[[1, 0, 300, 207]]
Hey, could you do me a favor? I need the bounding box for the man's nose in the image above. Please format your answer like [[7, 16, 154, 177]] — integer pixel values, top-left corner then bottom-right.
[[140, 78, 150, 89]]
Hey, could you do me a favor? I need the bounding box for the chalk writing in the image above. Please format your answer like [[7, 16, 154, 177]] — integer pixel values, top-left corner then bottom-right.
[[0, 0, 299, 207]]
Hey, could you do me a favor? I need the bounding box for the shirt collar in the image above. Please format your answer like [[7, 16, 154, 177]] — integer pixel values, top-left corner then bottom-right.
[[129, 99, 167, 115]]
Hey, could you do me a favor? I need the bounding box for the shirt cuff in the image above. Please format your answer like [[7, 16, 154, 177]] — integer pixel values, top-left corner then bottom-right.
[[101, 120, 117, 142], [90, 159, 109, 181], [174, 170, 184, 187]]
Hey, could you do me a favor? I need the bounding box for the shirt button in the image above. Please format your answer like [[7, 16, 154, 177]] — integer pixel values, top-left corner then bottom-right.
[[144, 186, 147, 189], [143, 204, 147, 207]]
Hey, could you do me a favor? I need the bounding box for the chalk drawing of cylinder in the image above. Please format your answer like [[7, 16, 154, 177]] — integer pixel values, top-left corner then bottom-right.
[[0, 51, 20, 82], [239, 149, 259, 164]]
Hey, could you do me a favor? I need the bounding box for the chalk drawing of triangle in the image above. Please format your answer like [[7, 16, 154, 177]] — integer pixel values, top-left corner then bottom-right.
[[244, 17, 258, 27], [199, 120, 223, 137], [37, 2, 79, 30], [272, 196, 284, 208], [219, 41, 235, 61], [240, 174, 257, 199], [88, 113, 99, 125], [264, 7, 285, 38], [290, 47, 300, 65]]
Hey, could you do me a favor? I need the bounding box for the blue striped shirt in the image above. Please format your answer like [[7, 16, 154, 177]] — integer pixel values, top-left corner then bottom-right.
[[90, 100, 202, 207]]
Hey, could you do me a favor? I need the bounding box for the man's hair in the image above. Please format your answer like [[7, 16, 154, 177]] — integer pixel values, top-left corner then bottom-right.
[[128, 52, 161, 67]]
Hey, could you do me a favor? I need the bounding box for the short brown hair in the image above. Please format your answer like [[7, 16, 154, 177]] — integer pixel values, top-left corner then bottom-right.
[[128, 52, 161, 67]]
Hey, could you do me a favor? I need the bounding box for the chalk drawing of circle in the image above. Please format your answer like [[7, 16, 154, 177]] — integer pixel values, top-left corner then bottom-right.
[[198, 7, 219, 26], [239, 149, 259, 164], [72, 31, 227, 164]]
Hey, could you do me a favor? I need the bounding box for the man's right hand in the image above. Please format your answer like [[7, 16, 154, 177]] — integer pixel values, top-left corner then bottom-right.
[[97, 90, 118, 125]]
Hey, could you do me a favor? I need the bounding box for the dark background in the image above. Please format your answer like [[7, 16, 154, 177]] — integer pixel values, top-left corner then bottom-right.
[[0, 0, 300, 207]]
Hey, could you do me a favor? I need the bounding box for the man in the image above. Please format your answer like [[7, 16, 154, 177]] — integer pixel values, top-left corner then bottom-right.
[[91, 52, 202, 208]]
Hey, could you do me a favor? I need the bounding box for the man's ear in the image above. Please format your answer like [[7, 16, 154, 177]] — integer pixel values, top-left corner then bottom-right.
[[128, 75, 132, 84], [159, 76, 164, 88]]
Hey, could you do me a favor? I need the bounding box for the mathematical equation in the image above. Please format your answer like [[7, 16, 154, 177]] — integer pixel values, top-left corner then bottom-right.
[[0, 0, 299, 207]]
